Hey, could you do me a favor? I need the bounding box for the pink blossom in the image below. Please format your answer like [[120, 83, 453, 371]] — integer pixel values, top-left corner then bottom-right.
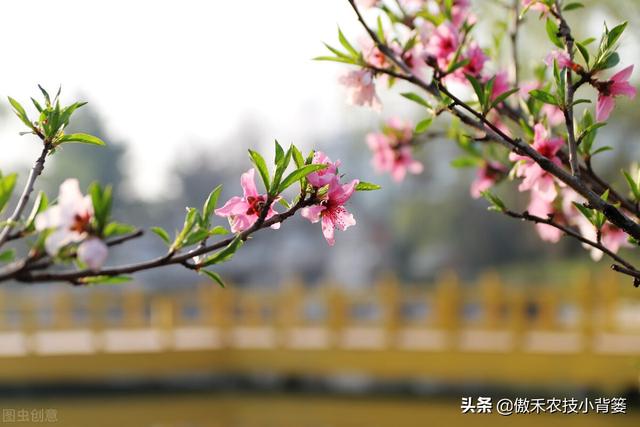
[[595, 65, 637, 122], [509, 124, 564, 201], [356, 0, 379, 8], [522, 0, 549, 15], [544, 50, 572, 69], [301, 178, 359, 246], [470, 161, 505, 199], [35, 179, 108, 271], [424, 22, 460, 69], [359, 36, 387, 69], [306, 151, 340, 188], [366, 118, 423, 182], [462, 43, 487, 77], [451, 0, 472, 27], [486, 70, 511, 102], [215, 168, 280, 233], [541, 104, 565, 126], [528, 192, 562, 243], [339, 69, 382, 111], [575, 217, 631, 261]]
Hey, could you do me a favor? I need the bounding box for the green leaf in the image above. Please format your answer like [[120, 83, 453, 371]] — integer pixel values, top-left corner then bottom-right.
[[490, 88, 519, 110], [274, 140, 285, 166], [573, 202, 594, 224], [415, 117, 433, 134], [465, 74, 485, 106], [172, 207, 199, 250], [24, 191, 48, 232], [313, 56, 359, 65], [0, 249, 15, 263], [400, 92, 432, 109], [563, 2, 584, 11], [591, 146, 613, 156], [209, 226, 229, 235], [200, 269, 225, 288], [201, 236, 244, 267], [81, 275, 132, 285], [292, 145, 305, 169], [481, 190, 506, 212], [183, 228, 210, 247], [576, 42, 590, 65], [338, 27, 358, 58], [528, 89, 559, 106], [278, 164, 327, 193], [451, 157, 481, 168], [248, 149, 270, 193], [623, 170, 640, 201], [545, 19, 563, 49], [0, 173, 18, 214], [151, 226, 171, 245], [202, 185, 222, 226], [7, 97, 32, 128], [606, 22, 627, 49], [89, 182, 112, 236], [103, 222, 136, 238], [57, 133, 106, 146], [599, 52, 620, 70], [355, 181, 381, 191], [271, 144, 293, 195]]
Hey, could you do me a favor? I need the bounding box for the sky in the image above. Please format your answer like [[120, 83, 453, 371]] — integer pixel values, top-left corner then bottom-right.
[[0, 0, 376, 198]]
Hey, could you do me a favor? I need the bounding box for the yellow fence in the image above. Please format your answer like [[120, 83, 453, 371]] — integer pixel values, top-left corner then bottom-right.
[[0, 269, 639, 392]]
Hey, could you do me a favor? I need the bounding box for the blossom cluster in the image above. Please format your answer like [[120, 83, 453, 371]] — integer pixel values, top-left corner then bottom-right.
[[322, 0, 638, 264]]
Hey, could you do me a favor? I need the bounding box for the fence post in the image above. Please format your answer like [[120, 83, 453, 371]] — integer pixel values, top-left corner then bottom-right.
[[327, 284, 346, 348], [479, 271, 502, 329], [378, 273, 400, 349], [435, 271, 459, 349]]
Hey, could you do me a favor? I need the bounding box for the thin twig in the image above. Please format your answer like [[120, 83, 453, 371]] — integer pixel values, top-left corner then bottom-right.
[[0, 144, 49, 247], [347, 0, 640, 243]]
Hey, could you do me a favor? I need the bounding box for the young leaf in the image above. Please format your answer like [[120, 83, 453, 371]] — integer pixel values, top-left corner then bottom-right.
[[575, 42, 590, 65], [415, 117, 433, 134], [202, 185, 222, 226], [622, 170, 640, 201], [400, 92, 432, 109], [545, 19, 563, 49], [278, 164, 327, 193], [528, 89, 559, 106], [248, 149, 270, 192], [200, 269, 225, 288], [0, 173, 18, 214], [338, 27, 358, 58], [57, 133, 106, 146], [81, 275, 132, 285], [201, 236, 244, 267], [151, 226, 171, 245], [481, 190, 506, 212], [563, 2, 584, 11], [24, 191, 48, 232], [0, 249, 15, 263], [465, 74, 485, 106], [355, 181, 381, 191], [103, 222, 136, 238], [7, 97, 32, 128], [606, 22, 627, 49], [490, 88, 519, 110]]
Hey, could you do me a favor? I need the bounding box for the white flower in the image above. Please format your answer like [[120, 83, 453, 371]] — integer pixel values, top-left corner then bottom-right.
[[35, 179, 108, 270]]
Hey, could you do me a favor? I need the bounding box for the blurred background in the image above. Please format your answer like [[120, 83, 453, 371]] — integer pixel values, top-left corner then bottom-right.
[[0, 0, 640, 425]]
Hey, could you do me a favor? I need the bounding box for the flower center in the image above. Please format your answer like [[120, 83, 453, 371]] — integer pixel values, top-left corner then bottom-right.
[[246, 195, 266, 216], [70, 211, 92, 233]]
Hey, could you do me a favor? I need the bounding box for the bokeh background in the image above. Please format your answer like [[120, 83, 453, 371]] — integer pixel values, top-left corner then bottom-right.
[[0, 0, 640, 426]]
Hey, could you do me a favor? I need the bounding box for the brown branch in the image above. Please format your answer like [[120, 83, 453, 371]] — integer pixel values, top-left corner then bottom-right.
[[347, 0, 640, 243], [8, 197, 315, 284], [553, 0, 580, 178], [502, 208, 640, 281], [0, 144, 50, 247]]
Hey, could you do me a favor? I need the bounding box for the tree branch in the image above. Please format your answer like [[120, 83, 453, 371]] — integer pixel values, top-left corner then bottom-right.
[[347, 0, 640, 243], [0, 144, 50, 248]]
